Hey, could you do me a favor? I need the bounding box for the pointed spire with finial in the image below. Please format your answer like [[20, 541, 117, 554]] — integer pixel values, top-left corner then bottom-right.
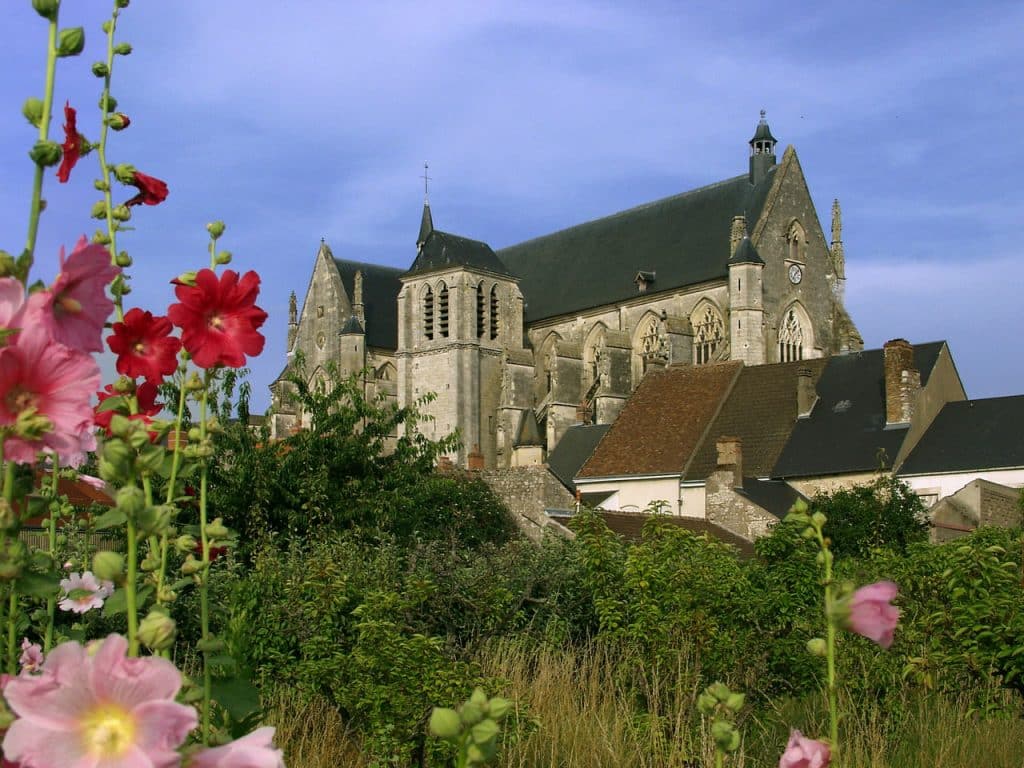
[[417, 161, 434, 250], [830, 198, 845, 281], [748, 109, 778, 185]]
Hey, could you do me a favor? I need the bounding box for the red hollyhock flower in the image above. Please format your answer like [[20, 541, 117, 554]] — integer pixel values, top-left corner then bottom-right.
[[195, 541, 228, 562], [107, 308, 182, 384], [57, 101, 84, 183], [167, 269, 267, 369], [125, 170, 169, 207], [94, 381, 162, 438]]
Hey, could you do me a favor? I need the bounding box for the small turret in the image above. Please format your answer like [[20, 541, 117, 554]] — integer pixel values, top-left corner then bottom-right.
[[748, 110, 777, 185], [286, 291, 298, 353]]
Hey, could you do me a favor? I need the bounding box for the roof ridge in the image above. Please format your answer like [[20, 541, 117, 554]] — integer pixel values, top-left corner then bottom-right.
[[679, 361, 744, 478], [498, 173, 752, 254], [333, 257, 405, 275], [433, 229, 494, 249]]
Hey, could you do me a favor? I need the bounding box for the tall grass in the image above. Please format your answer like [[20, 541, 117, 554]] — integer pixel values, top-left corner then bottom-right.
[[266, 641, 1024, 768]]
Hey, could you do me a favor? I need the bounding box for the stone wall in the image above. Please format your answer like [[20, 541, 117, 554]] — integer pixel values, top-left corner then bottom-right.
[[482, 466, 576, 541], [705, 469, 778, 541]]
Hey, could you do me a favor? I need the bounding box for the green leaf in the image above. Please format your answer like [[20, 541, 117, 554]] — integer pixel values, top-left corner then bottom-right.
[[15, 571, 60, 599], [210, 673, 261, 721], [93, 507, 127, 530]]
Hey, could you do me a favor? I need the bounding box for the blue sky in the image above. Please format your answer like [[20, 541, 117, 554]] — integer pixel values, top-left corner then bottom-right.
[[2, 1, 1022, 412]]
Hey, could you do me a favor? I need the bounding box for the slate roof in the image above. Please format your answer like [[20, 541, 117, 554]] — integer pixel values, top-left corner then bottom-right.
[[736, 478, 808, 520], [340, 315, 364, 335], [578, 362, 742, 479], [898, 395, 1024, 475], [497, 171, 777, 323], [407, 230, 512, 277], [555, 510, 755, 557], [547, 424, 611, 491], [772, 342, 946, 478], [515, 410, 544, 447], [685, 358, 828, 481], [334, 259, 403, 350], [728, 236, 764, 266]]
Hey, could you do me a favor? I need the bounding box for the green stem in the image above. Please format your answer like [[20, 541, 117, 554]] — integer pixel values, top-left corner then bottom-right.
[[125, 517, 139, 656], [44, 465, 59, 652], [715, 747, 724, 768], [199, 374, 212, 744], [6, 589, 17, 676], [98, 1, 123, 317], [23, 13, 59, 278], [817, 529, 839, 755]]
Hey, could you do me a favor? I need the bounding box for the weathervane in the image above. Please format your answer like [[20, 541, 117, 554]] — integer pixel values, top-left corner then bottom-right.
[[421, 161, 432, 203]]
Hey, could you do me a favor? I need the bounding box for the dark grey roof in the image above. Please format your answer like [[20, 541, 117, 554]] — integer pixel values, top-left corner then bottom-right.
[[497, 171, 776, 322], [750, 118, 777, 144], [407, 230, 512, 277], [417, 201, 434, 246], [773, 342, 946, 478], [333, 259, 402, 350], [899, 396, 1024, 475], [736, 478, 807, 520], [514, 410, 544, 447], [547, 424, 611, 492], [728, 236, 764, 266], [340, 315, 363, 335]]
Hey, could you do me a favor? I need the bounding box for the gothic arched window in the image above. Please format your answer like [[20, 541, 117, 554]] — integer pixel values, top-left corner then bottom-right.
[[489, 285, 499, 340], [787, 220, 806, 263], [438, 282, 449, 338], [423, 285, 434, 340], [476, 282, 485, 338], [693, 305, 724, 364], [779, 307, 804, 362]]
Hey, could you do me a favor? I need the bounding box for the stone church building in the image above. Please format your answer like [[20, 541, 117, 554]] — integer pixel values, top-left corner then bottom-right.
[[270, 115, 862, 468]]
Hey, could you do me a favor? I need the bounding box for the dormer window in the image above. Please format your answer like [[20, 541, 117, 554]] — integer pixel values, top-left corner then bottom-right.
[[634, 270, 656, 293]]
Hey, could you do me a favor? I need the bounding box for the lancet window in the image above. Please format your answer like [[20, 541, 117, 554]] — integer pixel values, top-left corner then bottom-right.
[[693, 306, 724, 364]]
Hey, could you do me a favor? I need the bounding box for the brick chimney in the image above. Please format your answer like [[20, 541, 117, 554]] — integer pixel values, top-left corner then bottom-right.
[[797, 367, 816, 417], [715, 436, 743, 488], [467, 445, 485, 471], [883, 339, 920, 425]]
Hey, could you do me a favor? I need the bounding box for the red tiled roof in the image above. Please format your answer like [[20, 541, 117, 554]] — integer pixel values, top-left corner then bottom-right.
[[577, 362, 741, 478], [562, 510, 755, 557]]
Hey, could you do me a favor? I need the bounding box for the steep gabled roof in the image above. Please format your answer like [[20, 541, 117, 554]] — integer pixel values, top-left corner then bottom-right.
[[577, 362, 742, 479], [497, 170, 777, 322], [898, 395, 1024, 475], [547, 424, 611, 492], [407, 230, 512, 277], [685, 358, 828, 481], [333, 259, 403, 350], [772, 342, 946, 478]]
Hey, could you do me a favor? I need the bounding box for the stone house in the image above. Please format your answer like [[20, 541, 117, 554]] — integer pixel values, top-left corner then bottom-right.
[[269, 115, 861, 469]]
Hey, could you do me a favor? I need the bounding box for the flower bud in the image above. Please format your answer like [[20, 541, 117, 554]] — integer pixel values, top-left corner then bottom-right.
[[180, 555, 203, 575], [90, 200, 108, 219], [113, 42, 132, 55], [806, 637, 827, 657], [32, 0, 59, 20], [0, 252, 15, 278], [113, 163, 136, 184], [115, 251, 132, 268], [99, 94, 118, 113], [175, 534, 197, 553], [429, 708, 461, 740], [29, 140, 62, 167], [811, 511, 827, 529], [157, 587, 177, 603], [801, 526, 816, 539], [111, 205, 132, 222], [116, 0, 131, 7], [116, 485, 146, 518], [708, 682, 731, 702], [22, 97, 44, 127], [711, 720, 737, 750], [92, 61, 110, 78], [92, 550, 125, 581], [488, 696, 511, 720], [138, 610, 176, 651], [0, 538, 28, 581], [107, 113, 130, 130], [0, 500, 16, 532], [196, 637, 225, 653], [185, 373, 203, 392], [93, 229, 112, 246], [174, 270, 198, 287], [206, 518, 229, 539], [15, 407, 53, 441], [724, 692, 745, 713], [140, 553, 160, 572], [57, 27, 86, 57], [696, 691, 717, 716], [137, 505, 174, 537], [206, 220, 226, 239], [459, 701, 483, 726], [215, 250, 232, 265]]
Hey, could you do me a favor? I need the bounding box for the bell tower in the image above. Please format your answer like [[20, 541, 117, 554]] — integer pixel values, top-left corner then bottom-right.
[[748, 110, 777, 185]]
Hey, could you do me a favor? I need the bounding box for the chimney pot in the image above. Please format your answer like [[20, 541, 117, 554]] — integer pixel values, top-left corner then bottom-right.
[[883, 339, 918, 425], [715, 436, 743, 488]]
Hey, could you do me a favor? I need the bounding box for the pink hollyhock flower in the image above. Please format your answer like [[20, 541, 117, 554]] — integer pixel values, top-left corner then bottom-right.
[[187, 727, 284, 768], [24, 237, 119, 354], [168, 269, 267, 369], [107, 307, 182, 383], [845, 581, 900, 649], [2, 634, 197, 768], [0, 278, 26, 334], [18, 639, 43, 674], [57, 571, 113, 614], [0, 322, 100, 466], [779, 730, 830, 768]]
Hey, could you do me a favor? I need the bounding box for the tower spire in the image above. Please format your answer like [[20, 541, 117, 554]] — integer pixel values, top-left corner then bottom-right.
[[830, 198, 845, 283], [748, 110, 778, 185], [417, 162, 434, 250]]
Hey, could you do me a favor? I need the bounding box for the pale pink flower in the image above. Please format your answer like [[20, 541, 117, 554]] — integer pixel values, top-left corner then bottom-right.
[[779, 730, 831, 768], [78, 473, 107, 491], [187, 727, 285, 768], [22, 237, 119, 353], [58, 571, 111, 614], [0, 321, 100, 466], [845, 581, 900, 649], [0, 278, 26, 334], [2, 634, 197, 767], [18, 639, 43, 674]]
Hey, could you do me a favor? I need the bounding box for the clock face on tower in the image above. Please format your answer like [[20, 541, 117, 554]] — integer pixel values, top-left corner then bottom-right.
[[788, 263, 803, 285]]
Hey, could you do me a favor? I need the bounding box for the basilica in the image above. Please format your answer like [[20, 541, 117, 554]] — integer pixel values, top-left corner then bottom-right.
[[270, 115, 862, 469]]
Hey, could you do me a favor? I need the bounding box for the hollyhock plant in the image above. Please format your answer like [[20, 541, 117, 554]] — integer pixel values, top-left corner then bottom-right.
[[24, 237, 119, 354], [125, 169, 169, 207], [187, 727, 284, 768], [57, 571, 113, 614], [168, 269, 267, 369], [95, 380, 163, 438], [0, 322, 100, 466], [844, 581, 900, 649], [18, 640, 42, 674], [779, 730, 831, 768], [107, 307, 182, 383], [0, 278, 26, 335], [1, 635, 197, 768], [56, 101, 83, 183]]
